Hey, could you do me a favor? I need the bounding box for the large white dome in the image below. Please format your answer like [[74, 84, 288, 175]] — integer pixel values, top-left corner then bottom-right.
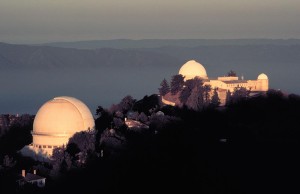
[[179, 60, 208, 80], [33, 96, 95, 135], [30, 96, 95, 157]]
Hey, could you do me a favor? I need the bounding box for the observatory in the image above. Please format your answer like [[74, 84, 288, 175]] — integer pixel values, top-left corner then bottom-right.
[[163, 60, 269, 106], [22, 96, 95, 159]]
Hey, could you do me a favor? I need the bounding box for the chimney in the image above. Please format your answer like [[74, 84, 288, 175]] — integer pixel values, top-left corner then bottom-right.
[[33, 170, 36, 175], [22, 170, 26, 177]]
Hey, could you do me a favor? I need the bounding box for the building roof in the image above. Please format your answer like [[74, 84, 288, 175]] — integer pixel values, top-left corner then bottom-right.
[[125, 119, 149, 129], [222, 80, 248, 84], [24, 173, 46, 182], [179, 60, 208, 80], [257, 73, 268, 80], [33, 96, 95, 136], [16, 173, 46, 182]]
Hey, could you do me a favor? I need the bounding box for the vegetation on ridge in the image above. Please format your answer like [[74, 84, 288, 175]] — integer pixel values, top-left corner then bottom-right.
[[1, 89, 300, 193]]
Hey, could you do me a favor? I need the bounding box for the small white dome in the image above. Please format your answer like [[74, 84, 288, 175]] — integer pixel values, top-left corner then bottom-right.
[[179, 60, 208, 80], [258, 73, 268, 80]]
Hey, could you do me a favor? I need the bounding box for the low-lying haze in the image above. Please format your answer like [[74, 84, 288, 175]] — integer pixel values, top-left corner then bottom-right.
[[1, 40, 300, 114]]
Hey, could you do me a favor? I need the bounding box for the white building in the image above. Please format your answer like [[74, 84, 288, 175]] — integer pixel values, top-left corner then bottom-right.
[[17, 170, 46, 188], [21, 96, 95, 159]]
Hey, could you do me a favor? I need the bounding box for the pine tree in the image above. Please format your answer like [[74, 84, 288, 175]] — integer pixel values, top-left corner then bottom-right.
[[186, 85, 205, 111], [225, 90, 232, 106], [119, 95, 136, 113], [170, 74, 184, 95], [210, 88, 220, 108], [203, 85, 212, 106], [179, 79, 196, 104], [158, 78, 170, 96]]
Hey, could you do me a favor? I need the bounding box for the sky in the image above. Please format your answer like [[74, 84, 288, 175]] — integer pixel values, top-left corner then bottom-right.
[[0, 0, 300, 43]]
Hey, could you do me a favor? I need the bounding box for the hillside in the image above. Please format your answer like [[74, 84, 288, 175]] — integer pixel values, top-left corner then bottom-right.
[[42, 39, 300, 49], [1, 92, 300, 194], [0, 43, 181, 69]]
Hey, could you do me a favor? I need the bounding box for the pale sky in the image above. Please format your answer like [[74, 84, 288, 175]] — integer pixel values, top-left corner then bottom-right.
[[0, 0, 300, 43]]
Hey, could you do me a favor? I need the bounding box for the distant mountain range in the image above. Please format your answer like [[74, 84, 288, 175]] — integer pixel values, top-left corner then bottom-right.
[[1, 39, 300, 114], [0, 42, 181, 69], [1, 40, 300, 72], [41, 39, 300, 49]]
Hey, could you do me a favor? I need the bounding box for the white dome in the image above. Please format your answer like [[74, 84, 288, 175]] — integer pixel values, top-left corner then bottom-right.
[[33, 96, 95, 136], [258, 73, 268, 80], [30, 96, 95, 158], [179, 60, 208, 80]]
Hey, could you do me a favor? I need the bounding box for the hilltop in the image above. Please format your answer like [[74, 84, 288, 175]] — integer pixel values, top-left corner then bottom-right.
[[1, 90, 300, 193]]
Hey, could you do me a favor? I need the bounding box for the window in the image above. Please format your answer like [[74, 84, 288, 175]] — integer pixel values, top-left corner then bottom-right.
[[48, 145, 52, 148], [39, 145, 41, 148], [53, 146, 58, 148], [43, 145, 46, 148]]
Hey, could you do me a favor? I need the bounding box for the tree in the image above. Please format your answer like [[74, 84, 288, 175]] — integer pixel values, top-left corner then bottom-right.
[[203, 85, 212, 106], [0, 114, 33, 155], [138, 112, 148, 123], [170, 74, 184, 95], [50, 146, 65, 177], [113, 117, 125, 130], [231, 87, 250, 104], [179, 79, 198, 104], [95, 106, 112, 132], [66, 143, 80, 158], [95, 107, 113, 151], [159, 78, 170, 96], [60, 152, 72, 172], [2, 155, 15, 168], [68, 130, 96, 153], [267, 89, 284, 99], [210, 88, 220, 108], [186, 84, 205, 111], [108, 96, 136, 114], [227, 70, 237, 77], [119, 95, 136, 113], [132, 94, 160, 114], [225, 90, 232, 106], [96, 106, 105, 116], [109, 104, 119, 114]]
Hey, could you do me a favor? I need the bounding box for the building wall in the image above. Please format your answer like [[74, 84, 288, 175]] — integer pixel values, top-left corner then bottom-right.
[[217, 90, 227, 106], [204, 78, 268, 93], [29, 179, 46, 188], [31, 134, 70, 156], [204, 80, 226, 89], [207, 77, 268, 106], [161, 96, 176, 106]]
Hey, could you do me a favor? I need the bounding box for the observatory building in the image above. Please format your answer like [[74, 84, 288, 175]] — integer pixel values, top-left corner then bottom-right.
[[163, 60, 269, 106], [21, 96, 95, 159]]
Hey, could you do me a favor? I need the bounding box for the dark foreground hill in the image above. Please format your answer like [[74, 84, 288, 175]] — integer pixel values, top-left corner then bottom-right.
[[1, 91, 299, 194]]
